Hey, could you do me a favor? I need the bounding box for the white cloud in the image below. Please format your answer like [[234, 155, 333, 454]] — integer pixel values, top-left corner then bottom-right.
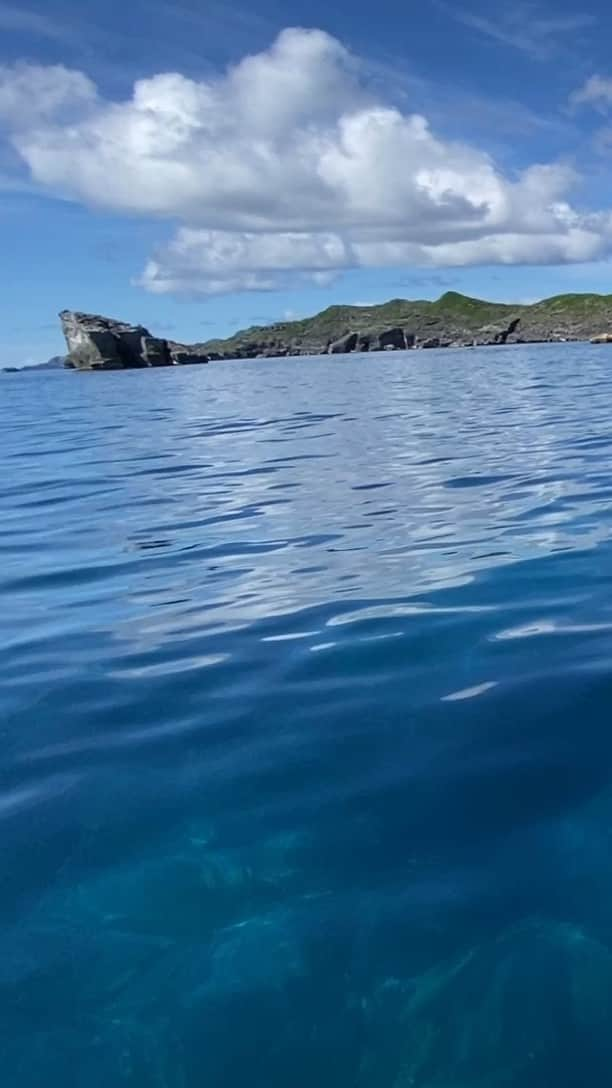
[[140, 227, 353, 294], [571, 74, 612, 112], [1, 28, 612, 295], [570, 75, 612, 156], [0, 62, 97, 126]]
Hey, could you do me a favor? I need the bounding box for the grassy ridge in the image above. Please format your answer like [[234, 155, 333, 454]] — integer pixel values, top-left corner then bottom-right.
[[198, 291, 612, 357]]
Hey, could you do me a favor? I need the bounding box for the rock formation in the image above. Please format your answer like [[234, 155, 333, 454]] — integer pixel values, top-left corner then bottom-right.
[[357, 327, 416, 352], [57, 292, 612, 369], [59, 312, 208, 371], [476, 316, 522, 345], [199, 291, 612, 359], [327, 327, 418, 355], [328, 332, 359, 355]]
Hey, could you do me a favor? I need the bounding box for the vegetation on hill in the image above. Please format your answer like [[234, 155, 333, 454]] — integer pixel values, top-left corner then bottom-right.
[[197, 291, 612, 359]]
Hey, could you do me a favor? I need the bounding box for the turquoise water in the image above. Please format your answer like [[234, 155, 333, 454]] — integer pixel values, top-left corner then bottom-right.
[[4, 344, 612, 1084]]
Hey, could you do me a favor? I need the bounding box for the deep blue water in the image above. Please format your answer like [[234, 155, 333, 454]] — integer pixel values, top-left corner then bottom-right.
[[4, 344, 612, 1084]]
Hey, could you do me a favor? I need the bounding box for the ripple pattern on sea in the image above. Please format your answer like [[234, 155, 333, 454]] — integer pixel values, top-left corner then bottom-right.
[[3, 345, 612, 1084]]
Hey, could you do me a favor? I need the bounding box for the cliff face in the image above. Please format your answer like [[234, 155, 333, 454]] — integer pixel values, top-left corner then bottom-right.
[[59, 312, 209, 371], [197, 291, 612, 359], [59, 292, 612, 370]]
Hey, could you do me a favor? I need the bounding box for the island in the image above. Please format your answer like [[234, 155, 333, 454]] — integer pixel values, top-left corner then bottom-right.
[[58, 292, 612, 370]]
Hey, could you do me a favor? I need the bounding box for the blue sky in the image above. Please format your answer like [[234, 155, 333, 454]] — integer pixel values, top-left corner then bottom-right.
[[2, 0, 612, 365]]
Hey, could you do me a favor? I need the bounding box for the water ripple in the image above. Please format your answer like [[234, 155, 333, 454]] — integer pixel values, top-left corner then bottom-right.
[[4, 345, 612, 1084]]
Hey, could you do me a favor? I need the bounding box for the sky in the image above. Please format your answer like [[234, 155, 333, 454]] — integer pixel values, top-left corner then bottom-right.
[[3, 0, 612, 364]]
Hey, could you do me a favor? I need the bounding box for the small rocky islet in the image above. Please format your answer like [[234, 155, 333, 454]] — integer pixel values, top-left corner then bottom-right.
[[59, 311, 210, 371], [55, 291, 612, 370]]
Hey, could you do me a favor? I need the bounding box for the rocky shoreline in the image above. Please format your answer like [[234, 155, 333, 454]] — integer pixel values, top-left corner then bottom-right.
[[58, 293, 612, 370], [197, 291, 612, 360]]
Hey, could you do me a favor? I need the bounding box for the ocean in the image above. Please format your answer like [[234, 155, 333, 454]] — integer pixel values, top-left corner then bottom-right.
[[3, 343, 612, 1085]]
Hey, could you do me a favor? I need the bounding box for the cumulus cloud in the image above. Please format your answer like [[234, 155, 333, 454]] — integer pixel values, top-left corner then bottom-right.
[[1, 28, 611, 294], [140, 228, 352, 295]]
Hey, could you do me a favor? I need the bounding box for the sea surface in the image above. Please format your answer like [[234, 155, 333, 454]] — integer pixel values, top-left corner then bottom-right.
[[3, 343, 612, 1085]]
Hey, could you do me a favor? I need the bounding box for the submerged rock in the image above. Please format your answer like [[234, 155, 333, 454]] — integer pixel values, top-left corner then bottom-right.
[[59, 311, 209, 371], [394, 919, 612, 1087]]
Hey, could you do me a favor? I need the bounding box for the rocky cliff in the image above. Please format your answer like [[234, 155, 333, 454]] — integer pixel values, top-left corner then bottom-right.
[[59, 292, 612, 370], [60, 312, 209, 371], [196, 291, 612, 359]]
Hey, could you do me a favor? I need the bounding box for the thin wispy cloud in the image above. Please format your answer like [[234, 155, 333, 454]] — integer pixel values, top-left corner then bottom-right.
[[0, 1, 75, 44], [151, 0, 273, 38], [364, 51, 570, 141], [0, 1, 134, 88], [570, 74, 612, 112], [569, 75, 612, 154], [435, 1, 596, 60], [145, 0, 276, 67]]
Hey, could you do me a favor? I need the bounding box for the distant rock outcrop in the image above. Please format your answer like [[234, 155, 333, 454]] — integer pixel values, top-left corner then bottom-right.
[[32, 355, 67, 371], [328, 332, 359, 355], [327, 327, 417, 356], [357, 327, 416, 352], [59, 312, 208, 371], [476, 317, 522, 345]]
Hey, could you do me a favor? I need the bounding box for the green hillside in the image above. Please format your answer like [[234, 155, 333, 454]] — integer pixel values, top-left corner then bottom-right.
[[197, 291, 612, 359]]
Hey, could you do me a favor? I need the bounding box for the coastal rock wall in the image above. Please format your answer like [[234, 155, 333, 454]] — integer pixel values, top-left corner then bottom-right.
[[59, 312, 209, 371], [329, 332, 359, 355], [199, 289, 612, 358], [356, 327, 416, 352], [327, 327, 417, 356], [58, 292, 612, 369]]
